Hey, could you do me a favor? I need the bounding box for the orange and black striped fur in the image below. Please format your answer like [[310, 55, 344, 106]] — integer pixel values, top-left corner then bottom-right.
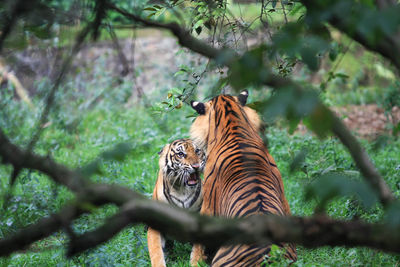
[[189, 90, 296, 266], [147, 139, 205, 267]]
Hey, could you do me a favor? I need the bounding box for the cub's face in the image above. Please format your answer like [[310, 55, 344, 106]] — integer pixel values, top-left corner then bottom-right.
[[159, 139, 205, 188]]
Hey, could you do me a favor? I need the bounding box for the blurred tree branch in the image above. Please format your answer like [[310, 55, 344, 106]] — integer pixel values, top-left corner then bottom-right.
[[67, 200, 400, 257], [300, 0, 400, 72]]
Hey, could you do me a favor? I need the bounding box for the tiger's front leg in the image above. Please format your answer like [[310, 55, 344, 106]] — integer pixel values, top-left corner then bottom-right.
[[190, 244, 206, 266], [190, 204, 212, 266], [147, 227, 166, 267]]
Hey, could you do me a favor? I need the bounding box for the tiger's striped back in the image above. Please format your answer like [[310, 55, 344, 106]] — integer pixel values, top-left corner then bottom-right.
[[190, 92, 296, 266]]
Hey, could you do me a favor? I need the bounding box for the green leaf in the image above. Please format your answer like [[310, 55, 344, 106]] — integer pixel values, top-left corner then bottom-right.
[[228, 46, 268, 90], [334, 73, 349, 80], [102, 143, 132, 161], [329, 42, 339, 61], [385, 201, 400, 227], [193, 19, 205, 31], [300, 46, 319, 71], [303, 104, 333, 138], [305, 173, 378, 210], [146, 13, 156, 19], [288, 117, 300, 134], [246, 101, 263, 113], [261, 88, 294, 122], [393, 122, 400, 136], [290, 150, 307, 173], [25, 25, 52, 39], [80, 160, 103, 176], [143, 7, 157, 11]]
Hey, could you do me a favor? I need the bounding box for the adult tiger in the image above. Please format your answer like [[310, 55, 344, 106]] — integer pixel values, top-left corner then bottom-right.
[[189, 90, 297, 266], [147, 138, 205, 267]]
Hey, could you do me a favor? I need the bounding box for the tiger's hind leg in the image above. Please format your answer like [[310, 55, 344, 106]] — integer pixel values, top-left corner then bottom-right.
[[147, 227, 166, 267]]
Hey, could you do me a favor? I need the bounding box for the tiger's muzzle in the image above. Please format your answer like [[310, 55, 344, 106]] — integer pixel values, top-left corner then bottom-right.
[[186, 163, 201, 187]]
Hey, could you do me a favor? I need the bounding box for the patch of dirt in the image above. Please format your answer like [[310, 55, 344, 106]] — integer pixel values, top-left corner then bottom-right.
[[4, 36, 196, 96], [297, 104, 400, 139], [334, 104, 400, 139]]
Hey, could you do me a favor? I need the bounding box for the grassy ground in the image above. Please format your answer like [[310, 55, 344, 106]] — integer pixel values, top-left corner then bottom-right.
[[1, 70, 400, 266]]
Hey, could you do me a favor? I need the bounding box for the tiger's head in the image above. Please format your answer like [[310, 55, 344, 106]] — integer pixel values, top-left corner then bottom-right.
[[158, 139, 205, 189], [190, 90, 262, 150]]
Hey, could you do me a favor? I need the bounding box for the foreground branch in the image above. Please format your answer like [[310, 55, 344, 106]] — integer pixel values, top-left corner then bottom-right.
[[3, 190, 400, 258], [0, 204, 83, 255], [69, 199, 400, 256], [109, 6, 395, 205], [0, 129, 145, 203]]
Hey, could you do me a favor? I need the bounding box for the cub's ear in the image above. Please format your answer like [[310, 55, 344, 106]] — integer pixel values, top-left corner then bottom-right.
[[238, 90, 249, 106], [190, 101, 206, 115], [158, 144, 168, 155]]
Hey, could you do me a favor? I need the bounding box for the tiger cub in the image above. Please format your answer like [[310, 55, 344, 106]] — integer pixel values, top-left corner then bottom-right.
[[147, 138, 205, 267]]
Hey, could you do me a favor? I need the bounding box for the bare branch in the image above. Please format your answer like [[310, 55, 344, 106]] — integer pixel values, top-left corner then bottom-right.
[[108, 7, 395, 205], [106, 24, 130, 76], [0, 204, 83, 256], [0, 129, 87, 192], [67, 197, 400, 257], [2, 187, 400, 258], [0, 129, 146, 206]]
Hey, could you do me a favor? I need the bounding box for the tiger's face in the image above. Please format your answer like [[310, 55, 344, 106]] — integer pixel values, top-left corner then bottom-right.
[[159, 139, 205, 188]]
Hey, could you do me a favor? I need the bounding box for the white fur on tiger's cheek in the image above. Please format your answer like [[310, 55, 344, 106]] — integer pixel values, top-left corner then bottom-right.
[[162, 165, 168, 174]]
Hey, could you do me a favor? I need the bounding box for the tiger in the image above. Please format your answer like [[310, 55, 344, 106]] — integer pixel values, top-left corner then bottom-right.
[[147, 138, 205, 267], [189, 90, 297, 266]]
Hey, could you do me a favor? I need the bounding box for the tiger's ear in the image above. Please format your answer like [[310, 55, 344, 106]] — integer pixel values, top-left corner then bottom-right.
[[190, 101, 206, 115], [238, 90, 249, 106], [158, 144, 168, 155]]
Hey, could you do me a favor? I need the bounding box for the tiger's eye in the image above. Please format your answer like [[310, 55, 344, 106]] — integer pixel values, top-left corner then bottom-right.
[[177, 152, 185, 158], [195, 148, 201, 155]]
